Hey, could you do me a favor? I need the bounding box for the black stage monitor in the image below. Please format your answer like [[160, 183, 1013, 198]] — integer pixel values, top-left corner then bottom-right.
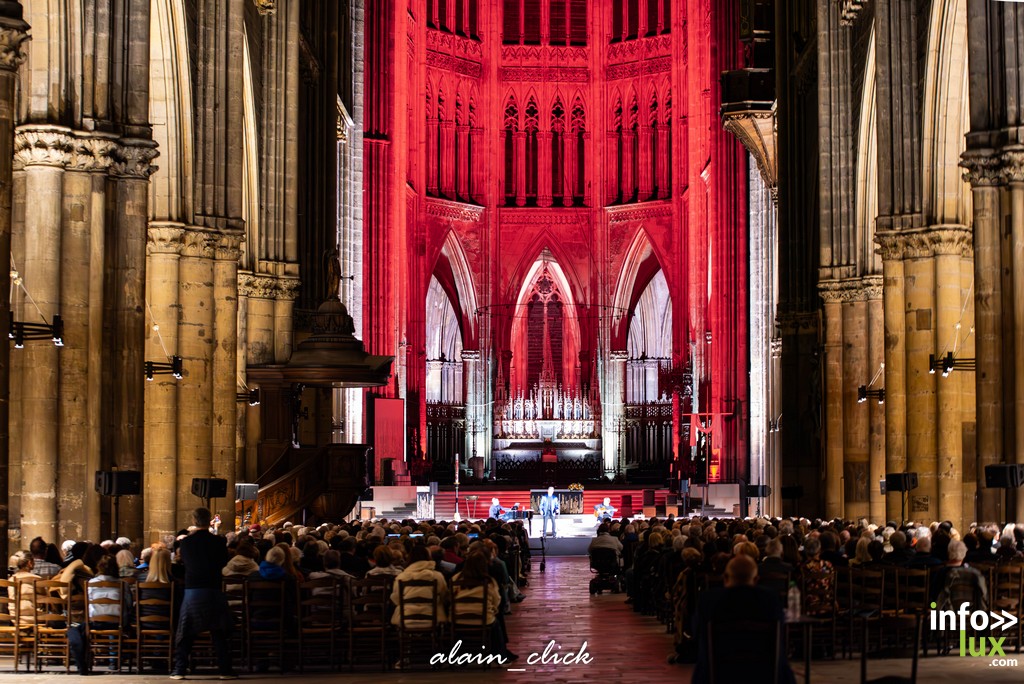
[[191, 477, 228, 500]]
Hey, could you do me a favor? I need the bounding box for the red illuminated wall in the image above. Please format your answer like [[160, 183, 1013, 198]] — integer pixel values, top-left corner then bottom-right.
[[364, 0, 749, 482]]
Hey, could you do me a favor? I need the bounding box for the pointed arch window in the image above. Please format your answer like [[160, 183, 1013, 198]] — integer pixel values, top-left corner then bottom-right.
[[503, 0, 541, 44], [503, 96, 519, 204], [524, 98, 540, 202], [429, 0, 479, 38]]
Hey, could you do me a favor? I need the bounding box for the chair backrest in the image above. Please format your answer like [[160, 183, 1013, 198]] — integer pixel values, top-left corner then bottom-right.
[[397, 578, 439, 631], [246, 580, 286, 628], [898, 568, 930, 615], [135, 581, 174, 632], [993, 564, 1023, 614], [349, 575, 392, 629], [707, 619, 780, 684], [758, 570, 791, 606], [86, 580, 125, 631], [0, 579, 17, 627], [451, 578, 490, 627], [853, 567, 885, 613], [31, 580, 71, 630], [298, 577, 338, 626]]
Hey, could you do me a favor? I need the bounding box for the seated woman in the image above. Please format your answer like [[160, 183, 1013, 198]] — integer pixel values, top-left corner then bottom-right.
[[451, 550, 515, 661], [8, 550, 43, 625], [389, 544, 449, 629], [87, 554, 132, 628]]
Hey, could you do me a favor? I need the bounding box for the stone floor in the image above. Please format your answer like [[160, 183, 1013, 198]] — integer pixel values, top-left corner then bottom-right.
[[3, 556, 1024, 682]]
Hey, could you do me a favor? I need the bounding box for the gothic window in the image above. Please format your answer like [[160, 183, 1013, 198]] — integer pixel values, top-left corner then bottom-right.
[[648, 90, 659, 200], [612, 0, 623, 41], [627, 94, 639, 201], [662, 88, 672, 197], [570, 97, 586, 203], [549, 1, 587, 46], [524, 97, 540, 201], [525, 270, 565, 389], [612, 96, 623, 203], [503, 0, 542, 45], [503, 96, 519, 202], [662, 0, 671, 33], [430, 0, 478, 37], [551, 97, 566, 204], [627, 0, 639, 39], [612, 0, 667, 41]]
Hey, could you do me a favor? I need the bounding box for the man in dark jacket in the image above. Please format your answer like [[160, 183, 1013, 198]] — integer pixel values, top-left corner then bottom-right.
[[171, 507, 236, 680]]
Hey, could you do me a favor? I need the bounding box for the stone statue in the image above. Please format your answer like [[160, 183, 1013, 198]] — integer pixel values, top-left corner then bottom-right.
[[325, 247, 341, 301]]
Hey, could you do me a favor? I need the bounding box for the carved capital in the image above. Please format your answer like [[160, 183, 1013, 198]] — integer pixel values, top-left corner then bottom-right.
[[110, 138, 159, 179], [818, 280, 856, 303], [961, 149, 1002, 187], [276, 277, 300, 301], [776, 311, 820, 334], [68, 133, 119, 172], [928, 225, 972, 256], [902, 231, 933, 259], [874, 231, 905, 261], [861, 275, 884, 300], [460, 349, 481, 362], [14, 125, 73, 168], [147, 222, 186, 255], [237, 273, 278, 299], [1001, 146, 1024, 184], [181, 229, 216, 259], [722, 107, 776, 192], [253, 0, 276, 14], [214, 234, 244, 262], [839, 0, 868, 25], [0, 17, 30, 72], [609, 350, 630, 362]]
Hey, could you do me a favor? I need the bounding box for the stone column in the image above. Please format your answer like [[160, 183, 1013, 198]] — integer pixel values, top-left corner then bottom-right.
[[15, 125, 71, 545], [903, 235, 937, 522], [176, 230, 215, 519], [426, 118, 439, 195], [876, 233, 907, 522], [843, 291, 869, 521], [440, 120, 455, 197], [274, 278, 299, 362], [0, 4, 26, 562], [583, 132, 592, 207], [604, 350, 629, 476], [819, 283, 844, 518], [106, 139, 159, 540], [961, 150, 1003, 522], [212, 235, 242, 531], [58, 134, 116, 541], [514, 131, 527, 206], [144, 223, 183, 541], [638, 124, 652, 200], [456, 124, 470, 200], [461, 349, 481, 468], [932, 226, 970, 528], [537, 130, 552, 207], [865, 277, 886, 523], [1004, 148, 1024, 523]]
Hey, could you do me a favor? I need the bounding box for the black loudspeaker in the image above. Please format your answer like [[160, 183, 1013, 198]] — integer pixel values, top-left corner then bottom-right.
[[884, 472, 919, 492], [191, 478, 228, 499], [746, 484, 771, 498], [781, 485, 804, 500], [985, 464, 1024, 489], [94, 470, 141, 496], [620, 495, 633, 516], [235, 483, 258, 501], [643, 489, 656, 507], [879, 479, 887, 496]]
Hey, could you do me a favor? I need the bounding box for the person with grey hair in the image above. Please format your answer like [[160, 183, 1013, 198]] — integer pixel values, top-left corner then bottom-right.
[[934, 539, 988, 610], [761, 538, 793, 575]]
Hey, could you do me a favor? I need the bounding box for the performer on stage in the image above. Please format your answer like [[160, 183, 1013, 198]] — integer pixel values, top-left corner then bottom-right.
[[489, 497, 506, 520], [500, 503, 521, 522], [594, 497, 617, 521], [540, 487, 560, 537]]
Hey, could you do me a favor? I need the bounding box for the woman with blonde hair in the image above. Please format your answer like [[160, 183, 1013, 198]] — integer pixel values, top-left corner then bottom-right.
[[145, 547, 173, 584]]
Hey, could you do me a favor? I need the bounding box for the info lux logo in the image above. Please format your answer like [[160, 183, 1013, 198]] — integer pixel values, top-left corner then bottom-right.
[[930, 602, 1020, 657]]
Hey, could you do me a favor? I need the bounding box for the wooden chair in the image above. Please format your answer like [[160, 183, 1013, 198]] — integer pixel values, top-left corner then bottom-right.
[[244, 579, 287, 672], [85, 579, 126, 672], [992, 564, 1024, 652], [31, 580, 71, 673], [348, 575, 392, 671], [297, 577, 340, 672], [799, 567, 837, 658], [135, 581, 175, 673], [450, 578, 493, 666], [0, 578, 34, 671], [221, 574, 248, 668], [860, 613, 921, 684], [396, 579, 443, 669]]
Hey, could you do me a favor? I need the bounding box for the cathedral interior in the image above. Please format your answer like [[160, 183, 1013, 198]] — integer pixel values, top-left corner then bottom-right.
[[0, 0, 1021, 559]]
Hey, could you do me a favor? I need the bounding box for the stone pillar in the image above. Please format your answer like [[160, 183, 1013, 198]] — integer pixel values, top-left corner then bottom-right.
[[819, 284, 844, 519], [0, 4, 27, 564], [876, 234, 907, 522], [212, 235, 242, 531], [537, 130, 552, 207], [15, 125, 71, 545], [903, 236, 937, 522], [583, 132, 592, 207], [274, 279, 299, 362], [656, 123, 669, 198], [456, 124, 470, 200], [843, 292, 869, 521], [514, 131, 527, 207], [638, 124, 652, 200], [440, 120, 455, 197], [145, 223, 183, 541], [58, 134, 116, 541], [1004, 148, 1024, 523], [961, 150, 1002, 522], [176, 230, 215, 519], [461, 349, 481, 468], [865, 278, 886, 523], [426, 118, 439, 195], [106, 139, 159, 540], [932, 226, 970, 528], [604, 350, 629, 476]]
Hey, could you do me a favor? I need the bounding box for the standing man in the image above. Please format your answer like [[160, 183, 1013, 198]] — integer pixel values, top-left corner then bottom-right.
[[171, 507, 236, 680], [540, 486, 560, 537]]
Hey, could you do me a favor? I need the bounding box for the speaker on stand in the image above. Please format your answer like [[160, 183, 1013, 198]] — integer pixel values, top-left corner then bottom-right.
[[884, 472, 919, 524], [235, 483, 259, 529], [984, 464, 1024, 523], [191, 477, 228, 514], [94, 470, 141, 539]]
